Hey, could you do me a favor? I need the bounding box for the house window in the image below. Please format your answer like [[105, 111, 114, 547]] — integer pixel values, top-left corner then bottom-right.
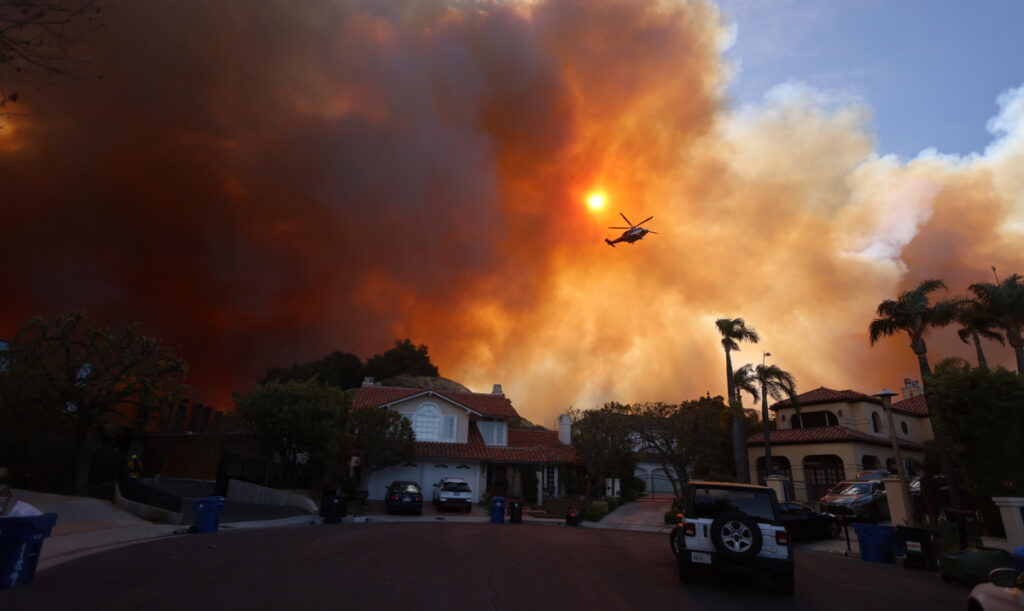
[[442, 415, 456, 441], [900, 421, 909, 435], [871, 412, 882, 433], [791, 411, 838, 429], [413, 404, 441, 440], [478, 420, 507, 446], [544, 465, 555, 490]]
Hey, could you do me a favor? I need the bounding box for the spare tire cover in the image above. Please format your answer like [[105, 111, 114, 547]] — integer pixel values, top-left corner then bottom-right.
[[710, 510, 763, 563]]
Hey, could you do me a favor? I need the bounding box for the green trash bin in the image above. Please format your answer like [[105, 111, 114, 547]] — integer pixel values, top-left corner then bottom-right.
[[939, 547, 1013, 587], [0, 513, 59, 589]]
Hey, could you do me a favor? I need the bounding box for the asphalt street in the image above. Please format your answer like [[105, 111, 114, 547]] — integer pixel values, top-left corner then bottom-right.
[[2, 522, 967, 610]]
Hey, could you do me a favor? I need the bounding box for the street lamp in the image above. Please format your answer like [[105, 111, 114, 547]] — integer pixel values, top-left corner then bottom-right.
[[762, 352, 773, 477], [874, 388, 915, 526]]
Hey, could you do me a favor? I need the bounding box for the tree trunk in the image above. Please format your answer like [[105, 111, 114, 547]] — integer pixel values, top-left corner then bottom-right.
[[726, 349, 750, 483], [915, 348, 965, 508], [72, 420, 94, 494], [1008, 329, 1024, 374], [971, 332, 988, 368], [761, 384, 772, 482]]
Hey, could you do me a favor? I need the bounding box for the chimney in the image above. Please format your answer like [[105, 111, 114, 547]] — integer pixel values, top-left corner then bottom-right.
[[492, 384, 503, 395], [362, 376, 375, 387], [901, 379, 923, 399], [558, 414, 571, 445]]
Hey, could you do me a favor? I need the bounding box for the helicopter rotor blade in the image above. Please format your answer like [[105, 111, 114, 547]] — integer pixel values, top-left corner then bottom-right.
[[636, 216, 654, 226], [647, 230, 659, 234], [619, 212, 632, 226], [608, 226, 630, 229]]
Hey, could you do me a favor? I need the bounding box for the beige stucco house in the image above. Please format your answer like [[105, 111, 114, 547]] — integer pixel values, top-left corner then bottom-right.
[[747, 381, 932, 503]]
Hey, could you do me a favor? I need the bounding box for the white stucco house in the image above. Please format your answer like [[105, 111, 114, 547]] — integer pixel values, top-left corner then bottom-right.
[[747, 380, 932, 503], [354, 380, 580, 503]]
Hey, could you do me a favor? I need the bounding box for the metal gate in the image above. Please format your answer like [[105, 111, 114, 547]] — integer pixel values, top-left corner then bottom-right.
[[804, 458, 846, 503], [634, 472, 678, 501]]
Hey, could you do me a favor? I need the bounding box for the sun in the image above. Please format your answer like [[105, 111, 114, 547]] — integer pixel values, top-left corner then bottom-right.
[[586, 191, 606, 211]]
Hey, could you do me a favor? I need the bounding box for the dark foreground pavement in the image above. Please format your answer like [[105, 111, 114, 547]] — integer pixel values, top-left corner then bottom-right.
[[2, 522, 967, 611]]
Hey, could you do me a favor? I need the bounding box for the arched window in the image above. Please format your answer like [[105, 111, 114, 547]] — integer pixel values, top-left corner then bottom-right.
[[900, 421, 909, 435], [413, 404, 441, 440], [871, 412, 882, 433]]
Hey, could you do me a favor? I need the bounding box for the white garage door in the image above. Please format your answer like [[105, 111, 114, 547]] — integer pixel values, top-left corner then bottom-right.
[[368, 463, 423, 500]]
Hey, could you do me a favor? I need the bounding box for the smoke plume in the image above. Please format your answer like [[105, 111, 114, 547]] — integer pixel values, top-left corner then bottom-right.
[[2, 0, 1022, 425]]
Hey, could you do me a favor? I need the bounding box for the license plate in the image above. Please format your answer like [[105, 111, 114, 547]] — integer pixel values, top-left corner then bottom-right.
[[906, 541, 922, 553], [691, 552, 711, 564]]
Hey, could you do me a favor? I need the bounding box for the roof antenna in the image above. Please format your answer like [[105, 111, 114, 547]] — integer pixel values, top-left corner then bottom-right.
[[992, 265, 1000, 283]]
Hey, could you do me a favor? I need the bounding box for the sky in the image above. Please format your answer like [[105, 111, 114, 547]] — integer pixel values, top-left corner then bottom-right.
[[2, 0, 1023, 427]]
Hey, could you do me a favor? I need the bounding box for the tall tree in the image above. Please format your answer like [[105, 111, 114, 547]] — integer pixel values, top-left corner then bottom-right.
[[234, 378, 351, 488], [0, 312, 188, 492], [716, 318, 759, 483], [754, 363, 797, 479], [868, 278, 963, 506], [365, 338, 439, 381], [569, 403, 635, 497], [928, 358, 1024, 533], [968, 274, 1024, 373], [954, 297, 1004, 368], [1, 0, 105, 111], [349, 406, 415, 486], [263, 350, 365, 389], [628, 397, 733, 495]]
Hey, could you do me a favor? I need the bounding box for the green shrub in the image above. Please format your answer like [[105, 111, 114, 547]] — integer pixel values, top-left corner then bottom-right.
[[621, 488, 637, 502], [583, 500, 609, 522], [605, 496, 620, 511]]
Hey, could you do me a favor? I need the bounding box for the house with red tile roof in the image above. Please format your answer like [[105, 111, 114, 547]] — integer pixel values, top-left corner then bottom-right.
[[354, 379, 580, 503], [746, 379, 932, 504]]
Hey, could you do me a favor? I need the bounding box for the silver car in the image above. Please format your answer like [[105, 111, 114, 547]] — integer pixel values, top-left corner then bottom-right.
[[818, 481, 889, 521]]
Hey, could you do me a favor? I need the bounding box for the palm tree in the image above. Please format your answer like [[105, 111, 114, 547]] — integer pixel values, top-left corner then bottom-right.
[[955, 297, 1004, 368], [968, 274, 1024, 373], [733, 364, 760, 407], [755, 363, 797, 479], [868, 279, 959, 379], [868, 278, 962, 506], [717, 318, 760, 483]]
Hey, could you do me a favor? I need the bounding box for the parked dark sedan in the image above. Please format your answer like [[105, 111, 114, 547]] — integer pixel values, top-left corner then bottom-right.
[[779, 502, 842, 540], [384, 481, 423, 515]]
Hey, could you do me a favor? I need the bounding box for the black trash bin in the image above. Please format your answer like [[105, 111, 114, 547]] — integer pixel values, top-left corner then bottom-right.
[[0, 513, 58, 589], [897, 526, 937, 570], [509, 501, 523, 524], [323, 494, 344, 524]]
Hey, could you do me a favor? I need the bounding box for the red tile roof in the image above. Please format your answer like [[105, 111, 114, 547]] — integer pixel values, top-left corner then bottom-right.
[[354, 385, 519, 418], [747, 425, 923, 451], [892, 394, 929, 417], [770, 386, 930, 418], [415, 426, 580, 464], [771, 387, 881, 410]]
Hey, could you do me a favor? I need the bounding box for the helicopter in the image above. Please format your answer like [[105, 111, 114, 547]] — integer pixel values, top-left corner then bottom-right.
[[605, 212, 656, 247]]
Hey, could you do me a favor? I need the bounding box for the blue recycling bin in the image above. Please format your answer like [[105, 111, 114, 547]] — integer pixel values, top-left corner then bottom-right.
[[192, 496, 226, 534], [1012, 546, 1024, 573], [0, 513, 58, 589], [490, 497, 506, 524], [853, 522, 898, 563]]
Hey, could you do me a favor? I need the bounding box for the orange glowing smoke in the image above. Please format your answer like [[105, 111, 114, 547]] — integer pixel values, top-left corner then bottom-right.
[[1, 1, 1022, 425]]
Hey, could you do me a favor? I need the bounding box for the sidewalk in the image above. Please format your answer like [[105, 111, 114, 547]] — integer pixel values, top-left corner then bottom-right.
[[10, 489, 320, 571]]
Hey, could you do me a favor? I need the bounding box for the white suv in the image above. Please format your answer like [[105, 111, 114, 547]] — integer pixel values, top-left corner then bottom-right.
[[432, 477, 473, 512], [670, 482, 795, 595]]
